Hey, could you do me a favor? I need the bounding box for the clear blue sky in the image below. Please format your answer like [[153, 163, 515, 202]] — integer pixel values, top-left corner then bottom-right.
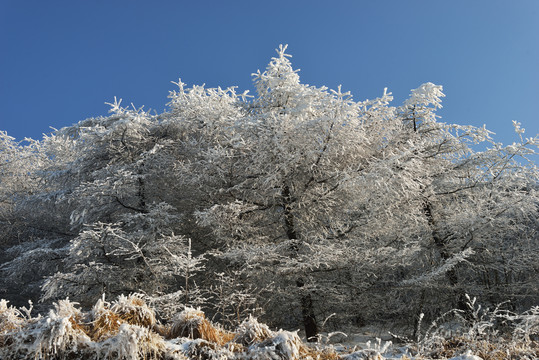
[[1, 0, 538, 155]]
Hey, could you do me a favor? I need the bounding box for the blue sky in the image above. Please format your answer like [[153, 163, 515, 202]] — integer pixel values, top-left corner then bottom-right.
[[1, 0, 538, 157]]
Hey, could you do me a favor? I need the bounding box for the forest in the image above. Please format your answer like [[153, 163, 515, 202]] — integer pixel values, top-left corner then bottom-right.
[[0, 46, 538, 359]]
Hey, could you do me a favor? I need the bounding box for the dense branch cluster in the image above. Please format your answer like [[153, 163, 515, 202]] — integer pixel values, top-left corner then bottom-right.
[[0, 46, 537, 345]]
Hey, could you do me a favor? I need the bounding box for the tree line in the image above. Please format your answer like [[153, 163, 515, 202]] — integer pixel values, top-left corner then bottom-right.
[[1, 45, 537, 340]]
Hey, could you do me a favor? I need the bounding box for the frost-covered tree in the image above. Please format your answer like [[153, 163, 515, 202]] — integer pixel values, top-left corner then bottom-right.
[[0, 132, 73, 306], [175, 46, 538, 337], [33, 101, 211, 312], [172, 46, 429, 338], [369, 82, 539, 331], [0, 45, 537, 338], [0, 132, 25, 245], [1, 99, 209, 310], [0, 133, 54, 243], [41, 203, 206, 312]]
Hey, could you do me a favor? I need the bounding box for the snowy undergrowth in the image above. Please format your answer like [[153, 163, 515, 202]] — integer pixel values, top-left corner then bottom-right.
[[393, 295, 539, 360], [0, 294, 537, 359]]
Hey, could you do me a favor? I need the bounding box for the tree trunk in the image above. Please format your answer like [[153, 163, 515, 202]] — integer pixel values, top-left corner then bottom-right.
[[423, 200, 457, 284], [282, 184, 319, 341], [296, 278, 319, 341], [423, 200, 467, 312]]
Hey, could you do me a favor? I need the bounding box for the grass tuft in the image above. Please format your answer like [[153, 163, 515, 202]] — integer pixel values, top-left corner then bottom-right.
[[169, 307, 234, 345], [110, 294, 157, 328], [233, 315, 274, 346]]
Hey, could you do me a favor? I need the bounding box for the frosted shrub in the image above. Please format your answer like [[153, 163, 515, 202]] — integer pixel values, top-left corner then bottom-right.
[[180, 338, 238, 360], [233, 315, 274, 346], [91, 308, 125, 342], [416, 295, 539, 359], [0, 300, 37, 358], [90, 296, 125, 341], [169, 307, 233, 345], [508, 305, 539, 344], [169, 307, 206, 339], [99, 323, 165, 360], [247, 330, 303, 360], [31, 299, 91, 359], [110, 294, 157, 328], [0, 299, 28, 334], [209, 271, 266, 327]]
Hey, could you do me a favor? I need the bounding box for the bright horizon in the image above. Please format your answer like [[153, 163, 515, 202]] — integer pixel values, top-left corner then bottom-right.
[[1, 1, 537, 159]]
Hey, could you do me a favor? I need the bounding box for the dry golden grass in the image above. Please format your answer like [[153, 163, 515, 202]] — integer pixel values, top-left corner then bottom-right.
[[68, 313, 91, 336], [427, 336, 539, 360], [110, 294, 157, 328], [169, 307, 234, 346], [473, 340, 510, 360], [300, 345, 341, 360], [90, 308, 125, 341], [0, 300, 24, 334], [152, 322, 171, 338], [0, 300, 28, 352]]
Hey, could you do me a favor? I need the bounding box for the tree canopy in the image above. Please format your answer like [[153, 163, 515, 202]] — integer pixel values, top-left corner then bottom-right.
[[1, 46, 537, 339]]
